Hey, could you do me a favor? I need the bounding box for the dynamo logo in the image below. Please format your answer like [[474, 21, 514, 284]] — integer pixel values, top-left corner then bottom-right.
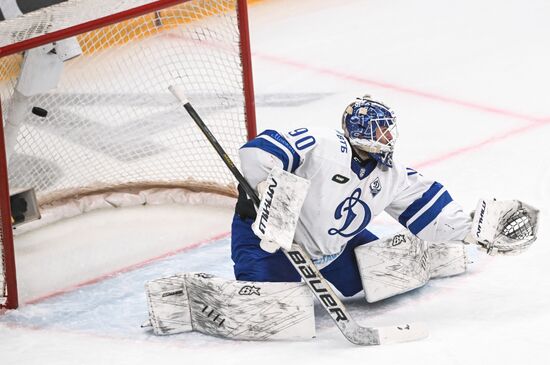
[[328, 188, 371, 237]]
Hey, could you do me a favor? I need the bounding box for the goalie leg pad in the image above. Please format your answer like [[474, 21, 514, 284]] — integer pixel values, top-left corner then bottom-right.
[[145, 273, 315, 341], [428, 242, 467, 279], [355, 230, 431, 303], [145, 274, 192, 335], [354, 232, 468, 303]]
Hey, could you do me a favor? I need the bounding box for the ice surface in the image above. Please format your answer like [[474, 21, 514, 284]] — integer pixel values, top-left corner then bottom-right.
[[1, 0, 550, 363]]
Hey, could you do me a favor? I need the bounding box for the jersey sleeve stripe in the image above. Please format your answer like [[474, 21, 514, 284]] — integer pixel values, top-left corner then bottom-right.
[[408, 191, 453, 234], [258, 130, 300, 172], [398, 182, 444, 227], [241, 138, 290, 171]]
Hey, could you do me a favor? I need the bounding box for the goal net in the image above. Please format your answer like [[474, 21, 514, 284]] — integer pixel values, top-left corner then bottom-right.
[[0, 0, 256, 309]]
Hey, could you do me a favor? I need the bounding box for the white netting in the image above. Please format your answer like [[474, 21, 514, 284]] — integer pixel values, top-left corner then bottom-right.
[[0, 0, 162, 48], [0, 0, 251, 307]]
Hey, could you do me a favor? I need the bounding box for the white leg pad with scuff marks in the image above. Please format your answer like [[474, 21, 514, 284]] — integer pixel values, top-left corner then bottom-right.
[[144, 273, 315, 340], [355, 230, 431, 303], [428, 242, 467, 279], [355, 230, 467, 303], [144, 274, 192, 335]]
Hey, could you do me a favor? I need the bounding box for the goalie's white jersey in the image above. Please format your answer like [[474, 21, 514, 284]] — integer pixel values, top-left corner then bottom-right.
[[239, 127, 471, 260]]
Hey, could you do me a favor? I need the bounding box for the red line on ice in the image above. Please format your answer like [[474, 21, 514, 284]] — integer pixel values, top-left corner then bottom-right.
[[24, 231, 230, 305], [255, 53, 550, 168], [412, 120, 549, 169], [255, 53, 549, 124]]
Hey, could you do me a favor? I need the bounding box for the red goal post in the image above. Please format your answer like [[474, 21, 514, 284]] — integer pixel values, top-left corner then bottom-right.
[[0, 0, 256, 310]]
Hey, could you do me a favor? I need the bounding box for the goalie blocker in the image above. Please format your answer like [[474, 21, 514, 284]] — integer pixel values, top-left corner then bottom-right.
[[251, 166, 310, 253]]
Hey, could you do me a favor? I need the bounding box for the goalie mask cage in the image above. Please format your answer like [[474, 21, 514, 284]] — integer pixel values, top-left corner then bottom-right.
[[0, 0, 256, 310]]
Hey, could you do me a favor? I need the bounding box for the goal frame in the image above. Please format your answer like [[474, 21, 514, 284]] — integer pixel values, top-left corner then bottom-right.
[[0, 0, 257, 310]]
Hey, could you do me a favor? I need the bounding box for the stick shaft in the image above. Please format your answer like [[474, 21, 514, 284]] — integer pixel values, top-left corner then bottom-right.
[[181, 102, 260, 206]]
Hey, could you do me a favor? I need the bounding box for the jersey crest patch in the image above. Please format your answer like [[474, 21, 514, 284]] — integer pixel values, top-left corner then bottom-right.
[[369, 177, 382, 197], [328, 188, 372, 238]]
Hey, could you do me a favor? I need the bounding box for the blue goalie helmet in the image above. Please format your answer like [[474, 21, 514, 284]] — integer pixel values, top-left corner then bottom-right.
[[341, 95, 398, 167]]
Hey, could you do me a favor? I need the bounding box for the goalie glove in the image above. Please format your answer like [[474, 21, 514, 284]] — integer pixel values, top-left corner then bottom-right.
[[464, 198, 539, 255]]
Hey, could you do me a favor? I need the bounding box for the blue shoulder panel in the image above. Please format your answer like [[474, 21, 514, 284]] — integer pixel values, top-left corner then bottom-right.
[[241, 136, 290, 171], [242, 129, 303, 172], [241, 129, 300, 172], [260, 130, 301, 172]]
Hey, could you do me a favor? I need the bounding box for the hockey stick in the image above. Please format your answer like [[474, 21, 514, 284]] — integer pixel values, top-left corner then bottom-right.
[[169, 85, 428, 345]]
